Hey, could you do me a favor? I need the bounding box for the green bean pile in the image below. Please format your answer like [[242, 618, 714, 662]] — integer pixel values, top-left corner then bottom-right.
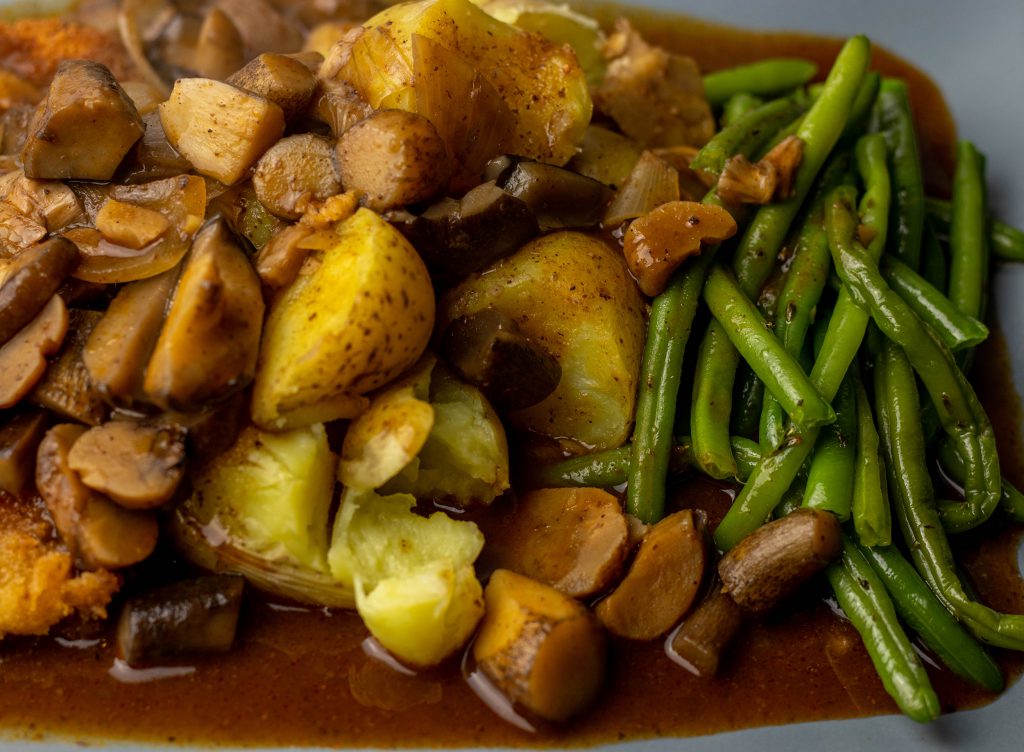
[[540, 40, 1024, 721]]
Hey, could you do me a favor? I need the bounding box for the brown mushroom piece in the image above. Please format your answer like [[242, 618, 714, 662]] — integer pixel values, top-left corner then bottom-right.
[[254, 223, 313, 290], [310, 76, 372, 138], [227, 53, 318, 121], [718, 507, 843, 616], [0, 409, 51, 494], [1, 172, 84, 234], [473, 569, 607, 723], [35, 424, 158, 571], [21, 60, 144, 181], [622, 200, 738, 297], [67, 421, 186, 510], [83, 267, 178, 405], [496, 160, 614, 231], [0, 295, 68, 409], [0, 235, 80, 347], [483, 487, 628, 598], [214, 0, 303, 55], [143, 219, 264, 411], [390, 181, 539, 282], [193, 8, 246, 82], [717, 154, 778, 205], [252, 134, 342, 220], [335, 109, 451, 211], [116, 574, 246, 667], [120, 111, 195, 184], [30, 309, 109, 426], [441, 308, 561, 412], [667, 585, 745, 677], [595, 508, 708, 640]]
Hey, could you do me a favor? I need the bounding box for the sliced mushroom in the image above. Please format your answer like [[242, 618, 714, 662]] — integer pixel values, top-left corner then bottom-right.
[[83, 267, 177, 405], [194, 8, 245, 82], [717, 154, 777, 205], [718, 507, 842, 615], [496, 160, 613, 231], [390, 181, 539, 281], [30, 309, 108, 426], [253, 134, 341, 220], [35, 424, 159, 571], [21, 60, 144, 181], [214, 0, 303, 55], [762, 135, 804, 200], [143, 220, 264, 410], [309, 76, 372, 137], [441, 308, 561, 412], [254, 223, 313, 290], [227, 52, 318, 121], [595, 508, 708, 640], [1, 172, 84, 233], [473, 569, 607, 723], [116, 574, 245, 666], [484, 487, 628, 598], [0, 236, 79, 347], [67, 421, 185, 509], [0, 409, 51, 494], [622, 200, 738, 297], [667, 585, 745, 677], [0, 295, 68, 409], [335, 109, 450, 211]]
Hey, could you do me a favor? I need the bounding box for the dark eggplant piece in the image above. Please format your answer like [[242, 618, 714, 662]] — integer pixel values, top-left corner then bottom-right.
[[30, 309, 109, 426], [0, 236, 80, 347], [440, 307, 560, 411], [668, 585, 745, 677], [391, 181, 538, 282], [116, 575, 245, 666], [0, 409, 51, 494], [717, 508, 842, 615], [496, 160, 613, 231]]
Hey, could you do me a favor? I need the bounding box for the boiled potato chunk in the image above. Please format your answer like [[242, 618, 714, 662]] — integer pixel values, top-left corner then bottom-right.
[[252, 208, 434, 430], [334, 0, 591, 166], [329, 489, 485, 665], [186, 423, 336, 574], [474, 569, 606, 722], [441, 232, 645, 448]]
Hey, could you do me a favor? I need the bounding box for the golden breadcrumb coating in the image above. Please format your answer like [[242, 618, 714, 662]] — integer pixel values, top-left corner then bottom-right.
[[0, 18, 133, 87], [0, 493, 119, 638]]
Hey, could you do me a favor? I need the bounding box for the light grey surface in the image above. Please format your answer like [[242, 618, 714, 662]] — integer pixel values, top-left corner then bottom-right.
[[1, 0, 1022, 750]]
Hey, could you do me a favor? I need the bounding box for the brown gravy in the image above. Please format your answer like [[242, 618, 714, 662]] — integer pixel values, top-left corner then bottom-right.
[[2, 2, 1023, 748]]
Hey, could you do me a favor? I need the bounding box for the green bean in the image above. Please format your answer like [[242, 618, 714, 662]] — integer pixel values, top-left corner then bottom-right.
[[919, 219, 949, 291], [692, 97, 804, 177], [874, 340, 1024, 650], [825, 535, 940, 722], [870, 78, 925, 270], [531, 436, 762, 489], [936, 439, 1024, 522], [702, 58, 818, 107], [839, 70, 880, 145], [803, 373, 856, 520], [627, 250, 715, 524], [733, 36, 871, 298], [858, 543, 1003, 692], [881, 256, 989, 351], [759, 153, 852, 450], [850, 369, 891, 546], [730, 365, 764, 439], [948, 141, 988, 321], [826, 185, 1001, 533], [691, 320, 741, 479], [925, 197, 1024, 263], [704, 265, 835, 430], [721, 92, 765, 127]]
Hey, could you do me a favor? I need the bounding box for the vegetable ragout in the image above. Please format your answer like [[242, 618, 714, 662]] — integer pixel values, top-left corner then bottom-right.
[[0, 0, 1023, 745]]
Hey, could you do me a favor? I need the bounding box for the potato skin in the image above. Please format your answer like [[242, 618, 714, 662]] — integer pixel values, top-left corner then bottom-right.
[[252, 208, 435, 430], [440, 232, 645, 449]]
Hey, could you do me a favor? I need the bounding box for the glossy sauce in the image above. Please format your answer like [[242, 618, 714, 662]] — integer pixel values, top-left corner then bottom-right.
[[1, 3, 1023, 748]]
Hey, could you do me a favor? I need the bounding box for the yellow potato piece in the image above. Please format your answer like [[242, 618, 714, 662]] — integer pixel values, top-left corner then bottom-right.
[[252, 208, 434, 430], [441, 231, 645, 449]]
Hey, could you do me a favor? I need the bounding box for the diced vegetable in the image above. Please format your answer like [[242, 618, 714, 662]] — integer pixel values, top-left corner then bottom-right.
[[159, 78, 285, 185], [473, 569, 607, 722], [227, 52, 318, 120]]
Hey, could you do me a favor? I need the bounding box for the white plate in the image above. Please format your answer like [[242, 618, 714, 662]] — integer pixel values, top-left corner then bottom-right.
[[2, 0, 1022, 750]]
